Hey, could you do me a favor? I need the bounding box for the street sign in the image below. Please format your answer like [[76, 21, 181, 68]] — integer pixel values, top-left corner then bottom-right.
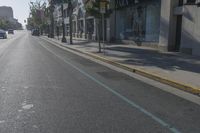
[[63, 3, 68, 9], [100, 1, 106, 14]]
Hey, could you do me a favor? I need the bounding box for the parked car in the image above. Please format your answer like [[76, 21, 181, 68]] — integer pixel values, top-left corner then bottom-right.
[[8, 29, 14, 34], [0, 29, 7, 39], [31, 29, 40, 36]]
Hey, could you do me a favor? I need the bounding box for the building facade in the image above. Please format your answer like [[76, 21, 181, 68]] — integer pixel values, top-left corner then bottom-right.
[[52, 0, 97, 40], [159, 0, 200, 56], [179, 0, 200, 55], [109, 0, 200, 56], [51, 0, 200, 56], [0, 6, 22, 30]]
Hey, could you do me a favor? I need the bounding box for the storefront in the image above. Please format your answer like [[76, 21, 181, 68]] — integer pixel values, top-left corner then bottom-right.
[[114, 0, 161, 43], [69, 1, 96, 40]]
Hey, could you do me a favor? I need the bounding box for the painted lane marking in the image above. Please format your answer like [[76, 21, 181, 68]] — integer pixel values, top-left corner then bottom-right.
[[21, 101, 34, 110], [38, 41, 181, 133], [22, 104, 34, 110]]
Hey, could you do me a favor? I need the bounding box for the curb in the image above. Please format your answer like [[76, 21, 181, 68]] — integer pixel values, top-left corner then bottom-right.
[[40, 37, 200, 95]]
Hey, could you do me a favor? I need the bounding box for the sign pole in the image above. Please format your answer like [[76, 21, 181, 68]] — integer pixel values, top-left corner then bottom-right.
[[102, 13, 105, 54], [100, 1, 106, 54]]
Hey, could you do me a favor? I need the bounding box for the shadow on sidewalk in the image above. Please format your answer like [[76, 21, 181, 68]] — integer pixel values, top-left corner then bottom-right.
[[54, 36, 200, 74], [105, 46, 200, 74]]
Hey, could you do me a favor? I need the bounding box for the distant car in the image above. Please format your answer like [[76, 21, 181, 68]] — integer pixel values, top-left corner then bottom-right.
[[0, 29, 7, 39], [31, 29, 40, 36], [8, 29, 14, 34]]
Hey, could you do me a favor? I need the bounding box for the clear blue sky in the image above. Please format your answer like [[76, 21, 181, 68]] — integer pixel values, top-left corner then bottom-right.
[[0, 0, 47, 26]]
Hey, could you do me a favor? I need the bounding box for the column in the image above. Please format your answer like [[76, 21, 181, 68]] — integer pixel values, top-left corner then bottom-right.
[[106, 18, 111, 42], [159, 0, 179, 51], [83, 16, 86, 39], [92, 18, 97, 41], [76, 17, 78, 38]]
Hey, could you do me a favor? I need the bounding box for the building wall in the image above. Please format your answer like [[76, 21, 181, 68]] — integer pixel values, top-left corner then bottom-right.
[[180, 5, 200, 56]]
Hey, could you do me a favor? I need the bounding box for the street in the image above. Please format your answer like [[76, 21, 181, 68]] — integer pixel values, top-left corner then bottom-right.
[[0, 31, 200, 133]]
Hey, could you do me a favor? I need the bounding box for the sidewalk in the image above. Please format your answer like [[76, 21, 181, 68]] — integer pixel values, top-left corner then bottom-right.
[[41, 36, 200, 94]]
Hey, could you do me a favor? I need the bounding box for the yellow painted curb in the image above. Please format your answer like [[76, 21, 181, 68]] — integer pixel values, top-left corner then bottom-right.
[[41, 37, 200, 95]]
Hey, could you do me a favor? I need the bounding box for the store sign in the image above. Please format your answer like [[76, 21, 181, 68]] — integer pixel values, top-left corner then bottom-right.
[[116, 0, 138, 8]]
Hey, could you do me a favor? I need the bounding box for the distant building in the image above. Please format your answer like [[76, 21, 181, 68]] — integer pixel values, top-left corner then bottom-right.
[[0, 6, 14, 19], [0, 6, 22, 30]]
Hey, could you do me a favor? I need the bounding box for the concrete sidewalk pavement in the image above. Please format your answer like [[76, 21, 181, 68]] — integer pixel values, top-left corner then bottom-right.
[[41, 36, 200, 95]]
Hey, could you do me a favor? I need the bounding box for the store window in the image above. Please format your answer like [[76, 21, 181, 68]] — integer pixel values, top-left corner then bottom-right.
[[116, 6, 146, 41], [115, 0, 161, 42]]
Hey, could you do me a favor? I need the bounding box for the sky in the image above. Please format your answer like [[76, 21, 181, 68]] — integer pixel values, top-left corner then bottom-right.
[[0, 0, 47, 26]]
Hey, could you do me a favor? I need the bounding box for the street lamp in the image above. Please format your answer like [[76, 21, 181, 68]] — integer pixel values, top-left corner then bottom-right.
[[50, 0, 54, 38], [53, 0, 67, 42], [67, 0, 73, 44], [61, 3, 67, 43], [52, 0, 72, 44]]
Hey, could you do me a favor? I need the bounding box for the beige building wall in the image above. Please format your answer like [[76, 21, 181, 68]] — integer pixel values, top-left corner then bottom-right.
[[180, 5, 200, 56], [158, 0, 179, 51]]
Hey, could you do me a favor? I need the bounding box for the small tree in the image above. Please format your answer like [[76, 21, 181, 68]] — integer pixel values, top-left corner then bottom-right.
[[85, 0, 112, 52], [0, 19, 8, 30], [28, 0, 47, 34]]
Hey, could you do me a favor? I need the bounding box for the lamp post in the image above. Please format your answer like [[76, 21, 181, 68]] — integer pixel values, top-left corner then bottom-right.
[[100, 0, 107, 53], [61, 3, 67, 43], [46, 8, 51, 37], [50, 0, 54, 38], [51, 0, 72, 44], [68, 0, 73, 44]]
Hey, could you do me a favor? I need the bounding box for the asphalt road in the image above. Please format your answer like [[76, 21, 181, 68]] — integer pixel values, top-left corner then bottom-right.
[[0, 31, 200, 133]]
